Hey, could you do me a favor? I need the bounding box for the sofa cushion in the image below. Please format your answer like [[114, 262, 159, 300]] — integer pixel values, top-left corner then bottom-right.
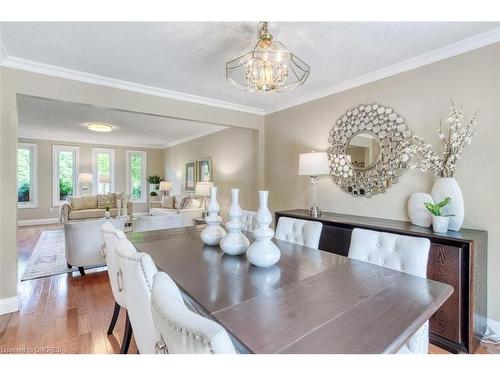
[[174, 194, 188, 209], [69, 196, 86, 211], [84, 195, 98, 209], [161, 195, 175, 209], [68, 208, 119, 220], [97, 194, 114, 209], [184, 197, 202, 209]]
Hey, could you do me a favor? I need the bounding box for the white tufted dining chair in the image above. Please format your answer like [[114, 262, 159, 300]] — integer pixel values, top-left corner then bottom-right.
[[151, 272, 237, 354], [115, 237, 158, 354], [348, 228, 431, 354], [275, 217, 323, 249], [240, 210, 257, 232], [101, 222, 127, 343]]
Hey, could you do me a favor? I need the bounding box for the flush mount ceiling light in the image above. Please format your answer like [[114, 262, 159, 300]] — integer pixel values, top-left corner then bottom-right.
[[87, 123, 113, 133], [226, 22, 310, 93]]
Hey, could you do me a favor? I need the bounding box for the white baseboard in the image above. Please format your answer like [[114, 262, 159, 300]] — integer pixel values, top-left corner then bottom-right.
[[17, 218, 60, 227], [0, 295, 20, 315]]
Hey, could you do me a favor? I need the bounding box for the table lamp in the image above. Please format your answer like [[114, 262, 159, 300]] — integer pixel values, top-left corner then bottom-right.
[[99, 174, 110, 194], [195, 181, 213, 218], [159, 181, 173, 196], [78, 172, 93, 196], [298, 151, 329, 217]]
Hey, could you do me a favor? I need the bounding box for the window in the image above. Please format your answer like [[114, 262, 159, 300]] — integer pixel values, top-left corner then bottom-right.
[[53, 145, 79, 205], [92, 148, 115, 194], [17, 143, 37, 208], [126, 150, 147, 203]]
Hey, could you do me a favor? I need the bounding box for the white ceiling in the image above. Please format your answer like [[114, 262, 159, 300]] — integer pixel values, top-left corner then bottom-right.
[[2, 22, 500, 114], [17, 95, 227, 149]]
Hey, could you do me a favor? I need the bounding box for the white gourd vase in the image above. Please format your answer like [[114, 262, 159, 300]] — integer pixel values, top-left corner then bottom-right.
[[246, 191, 281, 267], [431, 177, 464, 231], [220, 189, 249, 255], [408, 192, 434, 228], [200, 187, 226, 245]]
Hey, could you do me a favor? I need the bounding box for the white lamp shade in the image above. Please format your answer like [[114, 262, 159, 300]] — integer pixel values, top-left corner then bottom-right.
[[99, 174, 110, 183], [159, 181, 173, 191], [195, 181, 213, 196], [78, 172, 93, 184], [298, 152, 329, 176]]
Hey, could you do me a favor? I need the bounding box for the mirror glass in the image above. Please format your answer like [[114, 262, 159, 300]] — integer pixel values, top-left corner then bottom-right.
[[345, 131, 381, 170]]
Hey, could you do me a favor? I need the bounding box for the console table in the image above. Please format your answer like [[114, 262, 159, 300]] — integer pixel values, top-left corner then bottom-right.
[[275, 209, 487, 354]]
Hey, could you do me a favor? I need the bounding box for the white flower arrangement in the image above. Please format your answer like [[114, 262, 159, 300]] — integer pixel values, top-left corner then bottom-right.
[[407, 101, 477, 178]]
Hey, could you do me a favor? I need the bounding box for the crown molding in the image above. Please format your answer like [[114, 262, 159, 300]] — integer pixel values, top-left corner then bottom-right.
[[0, 55, 265, 116], [163, 126, 228, 148], [265, 27, 500, 115]]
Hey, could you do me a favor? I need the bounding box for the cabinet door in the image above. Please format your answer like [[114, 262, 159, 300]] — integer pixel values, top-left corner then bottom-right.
[[427, 243, 466, 343]]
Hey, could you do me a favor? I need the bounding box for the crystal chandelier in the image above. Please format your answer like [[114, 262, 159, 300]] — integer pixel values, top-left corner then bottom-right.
[[226, 22, 310, 93]]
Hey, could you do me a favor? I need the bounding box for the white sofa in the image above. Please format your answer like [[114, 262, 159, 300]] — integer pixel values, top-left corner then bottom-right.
[[149, 194, 204, 227], [133, 214, 185, 232], [64, 217, 126, 276]]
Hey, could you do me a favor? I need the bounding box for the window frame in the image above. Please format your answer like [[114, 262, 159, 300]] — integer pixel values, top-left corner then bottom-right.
[[92, 147, 116, 194], [52, 144, 80, 206], [126, 150, 147, 203], [17, 142, 38, 209]]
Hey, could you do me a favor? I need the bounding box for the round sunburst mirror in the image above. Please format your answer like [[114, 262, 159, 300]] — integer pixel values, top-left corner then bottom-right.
[[327, 103, 412, 197]]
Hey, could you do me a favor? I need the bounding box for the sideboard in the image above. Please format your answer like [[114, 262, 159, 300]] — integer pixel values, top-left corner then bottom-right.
[[275, 209, 487, 354]]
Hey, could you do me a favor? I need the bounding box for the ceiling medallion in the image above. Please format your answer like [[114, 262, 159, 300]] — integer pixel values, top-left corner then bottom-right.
[[225, 22, 310, 93]]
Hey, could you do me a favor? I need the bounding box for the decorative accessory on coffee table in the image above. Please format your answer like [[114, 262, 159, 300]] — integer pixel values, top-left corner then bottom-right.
[[220, 189, 250, 255]]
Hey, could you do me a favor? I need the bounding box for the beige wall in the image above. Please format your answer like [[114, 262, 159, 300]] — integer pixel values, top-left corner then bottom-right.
[[265, 43, 500, 321], [17, 138, 164, 220], [163, 127, 259, 215]]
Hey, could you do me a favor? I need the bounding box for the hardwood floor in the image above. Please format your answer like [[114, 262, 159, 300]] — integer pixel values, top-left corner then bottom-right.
[[1, 224, 498, 354], [1, 224, 137, 354]]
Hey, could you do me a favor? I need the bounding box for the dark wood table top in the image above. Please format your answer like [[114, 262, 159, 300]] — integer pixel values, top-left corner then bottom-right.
[[128, 226, 454, 354]]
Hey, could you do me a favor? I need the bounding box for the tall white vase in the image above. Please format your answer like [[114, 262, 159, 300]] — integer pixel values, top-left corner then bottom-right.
[[220, 189, 249, 255], [246, 191, 281, 267], [431, 177, 464, 231], [200, 187, 226, 245]]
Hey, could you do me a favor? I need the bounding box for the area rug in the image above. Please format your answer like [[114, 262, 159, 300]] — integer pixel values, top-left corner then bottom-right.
[[21, 229, 74, 281]]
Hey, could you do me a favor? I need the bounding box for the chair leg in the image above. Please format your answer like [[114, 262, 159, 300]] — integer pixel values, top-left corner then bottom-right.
[[120, 312, 133, 354], [67, 262, 72, 269], [107, 302, 121, 335], [78, 267, 86, 276]]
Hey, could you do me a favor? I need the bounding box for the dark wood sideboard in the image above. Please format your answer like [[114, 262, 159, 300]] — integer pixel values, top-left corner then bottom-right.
[[275, 209, 487, 354]]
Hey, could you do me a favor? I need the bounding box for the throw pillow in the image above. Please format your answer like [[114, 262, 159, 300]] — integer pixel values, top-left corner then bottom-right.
[[69, 196, 86, 211], [185, 198, 201, 209], [84, 195, 98, 209], [161, 195, 175, 209], [97, 194, 113, 209], [174, 194, 187, 209], [178, 196, 191, 210]]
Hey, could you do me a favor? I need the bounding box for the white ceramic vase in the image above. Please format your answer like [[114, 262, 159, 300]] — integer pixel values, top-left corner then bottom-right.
[[200, 187, 226, 246], [408, 192, 434, 227], [220, 189, 249, 255], [431, 177, 464, 231], [246, 191, 281, 267], [432, 216, 450, 234]]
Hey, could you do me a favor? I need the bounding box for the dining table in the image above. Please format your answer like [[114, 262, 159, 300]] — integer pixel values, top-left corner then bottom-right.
[[127, 225, 454, 354]]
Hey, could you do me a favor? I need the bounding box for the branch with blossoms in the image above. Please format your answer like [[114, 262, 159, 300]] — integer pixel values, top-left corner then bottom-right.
[[406, 101, 477, 178]]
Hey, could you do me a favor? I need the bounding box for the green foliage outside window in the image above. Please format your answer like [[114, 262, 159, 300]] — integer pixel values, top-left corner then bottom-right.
[[17, 148, 31, 203], [58, 151, 74, 201], [130, 153, 143, 200]]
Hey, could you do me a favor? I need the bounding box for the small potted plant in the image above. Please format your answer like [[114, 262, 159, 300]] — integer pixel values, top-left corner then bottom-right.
[[150, 191, 158, 197], [147, 175, 162, 190], [424, 197, 453, 233], [105, 205, 111, 219]]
